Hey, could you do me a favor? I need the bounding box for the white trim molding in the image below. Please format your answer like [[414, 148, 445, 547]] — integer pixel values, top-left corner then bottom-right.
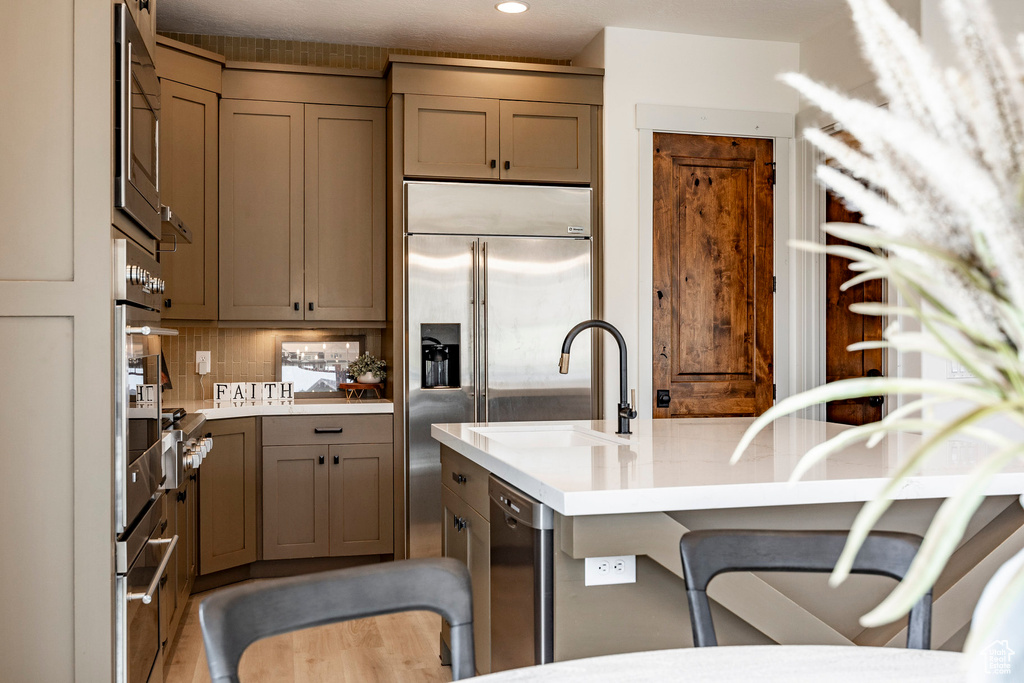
[[635, 103, 818, 415]]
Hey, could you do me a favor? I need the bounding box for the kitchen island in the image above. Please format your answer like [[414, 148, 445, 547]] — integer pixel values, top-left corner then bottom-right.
[[432, 418, 1024, 665]]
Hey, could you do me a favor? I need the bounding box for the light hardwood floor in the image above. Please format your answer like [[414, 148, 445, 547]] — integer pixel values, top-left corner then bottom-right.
[[165, 584, 454, 683]]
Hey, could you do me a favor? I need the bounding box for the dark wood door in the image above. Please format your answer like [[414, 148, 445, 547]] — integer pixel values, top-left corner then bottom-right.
[[653, 133, 774, 417], [825, 190, 884, 425]]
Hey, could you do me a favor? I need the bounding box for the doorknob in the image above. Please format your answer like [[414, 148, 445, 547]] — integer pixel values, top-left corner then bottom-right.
[[866, 369, 884, 407]]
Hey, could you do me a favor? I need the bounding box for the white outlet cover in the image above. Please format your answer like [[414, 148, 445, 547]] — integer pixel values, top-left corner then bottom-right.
[[196, 350, 211, 374], [584, 555, 636, 586]]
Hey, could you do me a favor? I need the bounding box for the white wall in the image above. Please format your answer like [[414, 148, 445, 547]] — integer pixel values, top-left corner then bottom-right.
[[917, 0, 1024, 440], [575, 27, 799, 420]]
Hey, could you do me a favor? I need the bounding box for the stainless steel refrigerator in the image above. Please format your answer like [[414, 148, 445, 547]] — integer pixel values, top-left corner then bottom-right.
[[405, 181, 594, 557]]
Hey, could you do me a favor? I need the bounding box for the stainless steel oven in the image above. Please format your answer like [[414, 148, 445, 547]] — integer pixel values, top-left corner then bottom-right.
[[114, 238, 176, 683], [116, 494, 177, 683], [115, 2, 161, 238]]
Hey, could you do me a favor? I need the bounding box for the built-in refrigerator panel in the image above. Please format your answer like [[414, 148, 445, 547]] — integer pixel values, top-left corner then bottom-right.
[[407, 234, 478, 558], [482, 236, 591, 422]]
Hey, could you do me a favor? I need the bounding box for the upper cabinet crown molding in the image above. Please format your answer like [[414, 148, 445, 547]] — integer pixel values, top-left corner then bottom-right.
[[223, 64, 387, 107], [157, 36, 225, 94], [387, 59, 602, 106]]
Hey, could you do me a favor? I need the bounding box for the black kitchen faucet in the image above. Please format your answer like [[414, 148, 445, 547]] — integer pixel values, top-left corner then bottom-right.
[[559, 319, 637, 434]]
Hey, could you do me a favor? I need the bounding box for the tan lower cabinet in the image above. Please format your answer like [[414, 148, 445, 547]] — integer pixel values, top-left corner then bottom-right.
[[200, 418, 258, 574], [441, 446, 491, 674], [162, 470, 197, 661], [263, 445, 330, 560], [262, 415, 394, 560]]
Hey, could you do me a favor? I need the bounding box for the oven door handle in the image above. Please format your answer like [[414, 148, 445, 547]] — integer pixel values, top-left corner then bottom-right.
[[125, 325, 179, 337], [127, 535, 178, 605]]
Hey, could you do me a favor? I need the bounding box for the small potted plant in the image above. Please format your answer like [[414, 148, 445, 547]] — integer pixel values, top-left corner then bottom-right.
[[347, 353, 386, 384]]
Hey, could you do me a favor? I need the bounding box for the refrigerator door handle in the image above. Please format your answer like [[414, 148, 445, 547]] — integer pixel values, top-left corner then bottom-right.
[[471, 241, 479, 422], [482, 241, 489, 423]]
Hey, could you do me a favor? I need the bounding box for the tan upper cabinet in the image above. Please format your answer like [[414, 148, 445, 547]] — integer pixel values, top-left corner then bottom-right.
[[305, 105, 386, 320], [219, 99, 306, 321], [404, 94, 590, 184], [404, 95, 500, 180], [220, 99, 386, 321], [122, 0, 157, 57], [160, 79, 219, 320], [498, 100, 591, 184]]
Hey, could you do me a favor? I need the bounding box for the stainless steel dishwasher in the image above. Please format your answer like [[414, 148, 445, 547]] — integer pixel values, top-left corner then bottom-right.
[[489, 475, 554, 672]]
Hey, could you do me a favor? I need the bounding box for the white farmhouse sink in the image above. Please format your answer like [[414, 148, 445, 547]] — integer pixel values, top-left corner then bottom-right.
[[468, 424, 629, 449]]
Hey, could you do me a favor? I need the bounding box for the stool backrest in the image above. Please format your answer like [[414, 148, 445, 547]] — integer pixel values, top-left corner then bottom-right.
[[199, 558, 475, 682], [679, 530, 930, 649]]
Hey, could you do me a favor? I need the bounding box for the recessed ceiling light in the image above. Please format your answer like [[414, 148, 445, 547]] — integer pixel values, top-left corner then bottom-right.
[[495, 1, 529, 14]]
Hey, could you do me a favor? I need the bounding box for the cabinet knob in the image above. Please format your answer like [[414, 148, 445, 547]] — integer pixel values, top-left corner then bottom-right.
[[453, 515, 467, 532], [319, 455, 325, 465], [490, 159, 497, 169], [334, 454, 340, 465], [451, 472, 467, 485], [294, 302, 300, 311], [504, 160, 511, 170], [309, 302, 314, 311], [164, 298, 172, 308]]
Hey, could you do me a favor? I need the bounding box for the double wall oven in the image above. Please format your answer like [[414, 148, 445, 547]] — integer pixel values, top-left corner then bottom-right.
[[114, 238, 176, 683]]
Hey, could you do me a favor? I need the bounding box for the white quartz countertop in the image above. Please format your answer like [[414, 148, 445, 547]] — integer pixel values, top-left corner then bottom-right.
[[175, 397, 393, 419], [430, 418, 1024, 516]]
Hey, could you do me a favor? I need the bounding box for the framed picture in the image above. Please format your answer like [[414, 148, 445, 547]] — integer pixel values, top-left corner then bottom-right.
[[275, 335, 364, 398]]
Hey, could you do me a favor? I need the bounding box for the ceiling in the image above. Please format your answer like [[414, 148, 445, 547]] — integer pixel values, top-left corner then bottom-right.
[[157, 0, 850, 61]]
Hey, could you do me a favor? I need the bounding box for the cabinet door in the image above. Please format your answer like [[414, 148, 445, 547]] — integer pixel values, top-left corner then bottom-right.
[[263, 445, 330, 560], [304, 105, 386, 321], [200, 418, 258, 574], [499, 101, 591, 184], [441, 485, 490, 674], [160, 79, 219, 320], [173, 481, 189, 612], [220, 99, 305, 320], [328, 444, 394, 555], [185, 473, 197, 589], [404, 95, 499, 180]]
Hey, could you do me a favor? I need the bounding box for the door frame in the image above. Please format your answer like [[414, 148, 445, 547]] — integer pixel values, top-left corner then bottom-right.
[[797, 84, 917, 421], [636, 104, 796, 416]]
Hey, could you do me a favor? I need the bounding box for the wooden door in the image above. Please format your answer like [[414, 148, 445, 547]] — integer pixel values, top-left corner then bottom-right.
[[160, 79, 219, 320], [328, 444, 394, 556], [263, 445, 330, 560], [404, 95, 500, 179], [825, 190, 884, 425], [499, 101, 591, 184], [652, 133, 774, 417], [219, 99, 304, 320], [200, 418, 258, 574], [304, 104, 386, 321]]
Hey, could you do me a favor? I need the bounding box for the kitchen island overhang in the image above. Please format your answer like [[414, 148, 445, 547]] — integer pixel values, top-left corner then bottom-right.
[[431, 417, 1024, 515], [433, 417, 1024, 661]]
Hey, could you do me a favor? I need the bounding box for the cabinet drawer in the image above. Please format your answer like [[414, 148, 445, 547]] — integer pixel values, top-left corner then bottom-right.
[[441, 445, 490, 520], [263, 414, 393, 446]]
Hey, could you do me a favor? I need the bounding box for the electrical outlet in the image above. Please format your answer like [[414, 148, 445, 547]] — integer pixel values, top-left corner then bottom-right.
[[196, 350, 211, 375], [584, 555, 636, 586]]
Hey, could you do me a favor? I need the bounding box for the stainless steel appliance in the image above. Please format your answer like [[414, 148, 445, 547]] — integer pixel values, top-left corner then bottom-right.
[[405, 181, 593, 556], [488, 475, 554, 671], [114, 238, 177, 683], [115, 2, 161, 238]]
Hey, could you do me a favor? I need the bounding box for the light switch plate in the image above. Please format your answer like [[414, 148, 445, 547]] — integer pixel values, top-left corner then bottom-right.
[[584, 555, 636, 586]]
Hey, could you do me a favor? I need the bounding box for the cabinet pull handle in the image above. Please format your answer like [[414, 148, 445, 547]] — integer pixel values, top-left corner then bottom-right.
[[294, 302, 300, 311], [451, 472, 467, 485], [504, 160, 510, 170], [490, 159, 497, 169], [164, 298, 172, 308], [319, 455, 325, 464], [453, 515, 466, 532], [314, 427, 344, 434], [309, 302, 314, 311], [334, 455, 340, 465]]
